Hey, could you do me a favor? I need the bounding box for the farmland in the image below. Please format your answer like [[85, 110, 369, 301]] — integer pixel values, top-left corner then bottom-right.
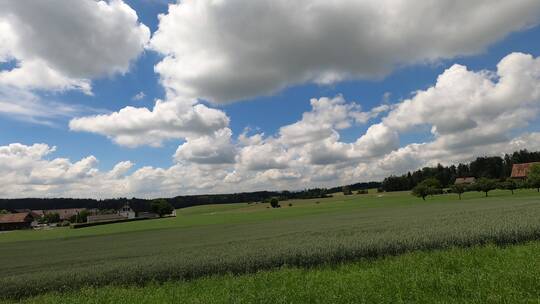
[[8, 242, 540, 303], [1, 189, 540, 301]]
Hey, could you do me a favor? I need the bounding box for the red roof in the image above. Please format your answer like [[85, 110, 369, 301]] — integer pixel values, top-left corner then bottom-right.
[[511, 162, 540, 178], [455, 177, 476, 184], [0, 212, 33, 224], [45, 208, 85, 220]]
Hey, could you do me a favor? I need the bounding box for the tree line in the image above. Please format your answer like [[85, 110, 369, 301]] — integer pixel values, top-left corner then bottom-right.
[[0, 182, 381, 211], [382, 149, 540, 192], [412, 165, 540, 201]]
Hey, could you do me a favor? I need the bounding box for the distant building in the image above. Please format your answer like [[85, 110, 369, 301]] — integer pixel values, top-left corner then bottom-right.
[[137, 212, 160, 219], [86, 203, 138, 223], [454, 177, 476, 185], [511, 162, 540, 179], [0, 212, 35, 231], [118, 203, 136, 219], [45, 208, 86, 221], [87, 214, 127, 223], [30, 210, 45, 218]]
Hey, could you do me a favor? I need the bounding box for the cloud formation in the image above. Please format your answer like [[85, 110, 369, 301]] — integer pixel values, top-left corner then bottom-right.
[[150, 0, 540, 103], [69, 98, 230, 147], [0, 0, 150, 93], [4, 52, 535, 198]]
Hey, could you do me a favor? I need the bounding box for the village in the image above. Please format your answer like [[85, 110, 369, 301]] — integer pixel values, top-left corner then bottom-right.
[[0, 200, 176, 232]]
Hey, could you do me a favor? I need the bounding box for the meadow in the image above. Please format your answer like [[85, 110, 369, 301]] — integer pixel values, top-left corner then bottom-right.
[[1, 189, 540, 301]]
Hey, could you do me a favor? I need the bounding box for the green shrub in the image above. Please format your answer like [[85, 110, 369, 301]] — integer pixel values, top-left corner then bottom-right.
[[268, 198, 280, 208]]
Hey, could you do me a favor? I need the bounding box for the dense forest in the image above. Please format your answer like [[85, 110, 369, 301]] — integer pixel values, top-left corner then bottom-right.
[[381, 149, 540, 192]]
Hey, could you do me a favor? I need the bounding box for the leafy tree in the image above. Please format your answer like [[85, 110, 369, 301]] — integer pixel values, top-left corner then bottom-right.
[[69, 210, 90, 223], [269, 198, 280, 208], [0, 209, 8, 215], [450, 183, 466, 200], [498, 178, 517, 195], [43, 212, 60, 224], [342, 186, 352, 195], [528, 163, 540, 192], [475, 178, 497, 197], [412, 178, 441, 200], [151, 199, 174, 217]]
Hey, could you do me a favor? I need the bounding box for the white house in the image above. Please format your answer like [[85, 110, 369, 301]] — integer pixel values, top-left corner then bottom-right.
[[118, 203, 136, 219]]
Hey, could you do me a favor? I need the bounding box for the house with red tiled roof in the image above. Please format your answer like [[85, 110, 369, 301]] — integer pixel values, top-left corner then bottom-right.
[[0, 212, 35, 231], [45, 208, 86, 221], [454, 177, 476, 185], [511, 162, 540, 179]]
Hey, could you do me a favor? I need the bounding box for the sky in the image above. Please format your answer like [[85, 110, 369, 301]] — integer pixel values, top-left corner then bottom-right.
[[1, 0, 540, 198]]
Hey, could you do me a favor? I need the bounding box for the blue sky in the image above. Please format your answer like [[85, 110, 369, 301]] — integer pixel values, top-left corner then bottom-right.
[[1, 0, 540, 198]]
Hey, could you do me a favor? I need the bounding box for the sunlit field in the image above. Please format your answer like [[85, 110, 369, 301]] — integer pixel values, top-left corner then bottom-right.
[[1, 189, 539, 301], [7, 242, 540, 304]]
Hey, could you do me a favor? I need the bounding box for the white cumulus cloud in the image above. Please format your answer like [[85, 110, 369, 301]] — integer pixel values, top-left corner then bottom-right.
[[150, 0, 540, 103], [69, 98, 230, 147], [0, 0, 150, 93]]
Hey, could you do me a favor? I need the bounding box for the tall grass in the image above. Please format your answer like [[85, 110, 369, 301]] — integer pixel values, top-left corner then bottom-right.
[[7, 241, 540, 304], [1, 191, 539, 300]]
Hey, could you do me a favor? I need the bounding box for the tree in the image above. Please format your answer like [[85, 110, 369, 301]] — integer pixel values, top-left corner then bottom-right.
[[528, 163, 540, 192], [498, 178, 517, 195], [269, 197, 280, 208], [69, 210, 90, 223], [475, 178, 497, 197], [342, 186, 352, 195], [412, 178, 441, 200], [151, 199, 174, 217], [450, 183, 466, 200], [43, 212, 60, 224], [0, 209, 8, 215]]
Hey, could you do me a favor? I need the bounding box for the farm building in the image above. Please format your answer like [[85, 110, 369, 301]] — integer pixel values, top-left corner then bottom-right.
[[45, 208, 86, 221], [87, 213, 127, 223], [30, 210, 45, 218], [454, 177, 476, 185], [87, 204, 140, 223], [118, 203, 136, 219], [0, 212, 35, 231], [137, 212, 160, 219], [511, 162, 540, 179]]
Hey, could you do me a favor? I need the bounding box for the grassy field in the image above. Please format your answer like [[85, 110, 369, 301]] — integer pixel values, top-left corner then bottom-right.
[[6, 241, 539, 303], [1, 189, 539, 300]]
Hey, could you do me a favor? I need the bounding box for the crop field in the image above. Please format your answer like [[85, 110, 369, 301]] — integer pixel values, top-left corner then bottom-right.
[[7, 241, 540, 304], [1, 189, 540, 301]]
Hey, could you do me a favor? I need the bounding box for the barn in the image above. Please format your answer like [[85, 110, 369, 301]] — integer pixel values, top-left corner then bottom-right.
[[454, 177, 476, 185], [0, 212, 35, 231], [511, 162, 540, 179]]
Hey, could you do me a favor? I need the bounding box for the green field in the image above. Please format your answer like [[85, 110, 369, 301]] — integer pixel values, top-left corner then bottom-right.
[[1, 189, 540, 301], [7, 242, 540, 303]]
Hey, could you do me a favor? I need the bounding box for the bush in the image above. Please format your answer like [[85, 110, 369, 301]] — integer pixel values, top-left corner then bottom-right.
[[357, 189, 368, 195], [58, 221, 71, 227], [269, 198, 280, 208], [43, 212, 60, 224], [151, 199, 174, 217], [288, 203, 293, 207]]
